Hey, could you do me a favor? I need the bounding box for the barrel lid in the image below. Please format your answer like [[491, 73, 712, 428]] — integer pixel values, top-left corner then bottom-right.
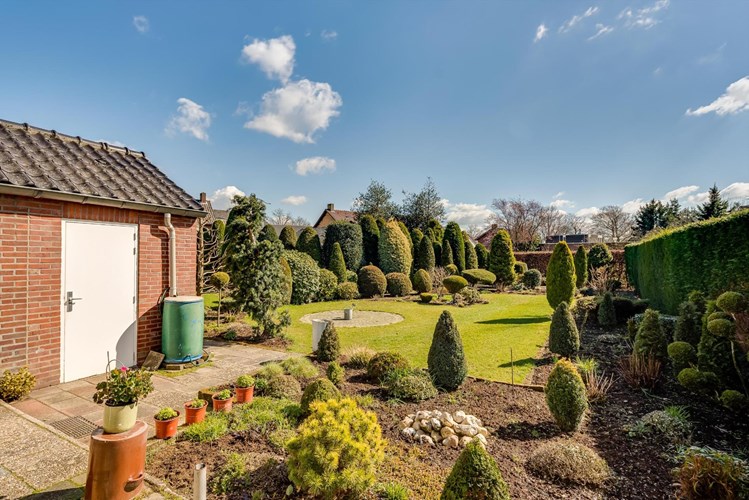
[[164, 296, 204, 303]]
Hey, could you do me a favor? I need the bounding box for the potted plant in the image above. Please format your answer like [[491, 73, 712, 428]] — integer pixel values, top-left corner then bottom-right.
[[92, 366, 154, 434], [212, 389, 233, 413], [235, 375, 255, 404], [153, 407, 180, 439], [184, 398, 207, 425]]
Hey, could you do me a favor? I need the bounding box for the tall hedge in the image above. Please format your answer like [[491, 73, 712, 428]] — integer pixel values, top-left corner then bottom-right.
[[284, 250, 321, 305], [411, 228, 424, 258], [574, 246, 588, 289], [359, 214, 380, 267], [441, 240, 453, 267], [443, 222, 466, 272], [296, 227, 322, 264], [546, 241, 576, 309], [378, 220, 412, 275], [398, 221, 413, 254], [415, 232, 436, 272], [464, 237, 479, 270], [328, 242, 348, 283], [279, 225, 297, 249], [488, 229, 516, 287], [625, 210, 749, 314], [475, 242, 489, 269], [323, 221, 363, 271]]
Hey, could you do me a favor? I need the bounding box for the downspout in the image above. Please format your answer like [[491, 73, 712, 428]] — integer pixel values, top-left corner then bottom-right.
[[165, 213, 177, 297]]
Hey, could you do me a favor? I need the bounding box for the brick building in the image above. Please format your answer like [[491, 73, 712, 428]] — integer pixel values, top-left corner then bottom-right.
[[0, 120, 205, 387]]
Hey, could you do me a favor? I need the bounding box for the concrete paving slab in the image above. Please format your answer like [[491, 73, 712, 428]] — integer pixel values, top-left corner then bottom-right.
[[10, 399, 68, 424], [0, 465, 34, 499]]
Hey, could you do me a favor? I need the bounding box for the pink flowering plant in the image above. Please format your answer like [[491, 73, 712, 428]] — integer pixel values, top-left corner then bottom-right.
[[92, 366, 154, 406]]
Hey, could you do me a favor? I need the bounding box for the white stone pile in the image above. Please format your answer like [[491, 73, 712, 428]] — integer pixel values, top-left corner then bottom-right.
[[399, 410, 488, 448]]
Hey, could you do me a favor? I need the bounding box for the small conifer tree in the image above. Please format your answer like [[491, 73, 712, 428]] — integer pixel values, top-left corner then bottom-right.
[[634, 309, 667, 360], [443, 222, 466, 272], [441, 440, 510, 500], [441, 240, 454, 266], [546, 241, 576, 309], [415, 233, 436, 272], [258, 224, 279, 243], [359, 214, 380, 267], [378, 220, 412, 275], [328, 242, 348, 283], [464, 237, 479, 270], [488, 230, 516, 288], [545, 359, 588, 432], [317, 322, 341, 362], [296, 227, 322, 264], [598, 292, 617, 327], [427, 310, 468, 390], [549, 302, 579, 357], [475, 242, 489, 269], [574, 245, 588, 288]]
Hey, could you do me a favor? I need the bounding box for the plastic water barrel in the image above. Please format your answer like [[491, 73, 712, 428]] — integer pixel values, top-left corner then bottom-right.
[[162, 296, 204, 363]]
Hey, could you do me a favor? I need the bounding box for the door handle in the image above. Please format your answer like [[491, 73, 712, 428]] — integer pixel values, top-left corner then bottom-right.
[[66, 291, 83, 312]]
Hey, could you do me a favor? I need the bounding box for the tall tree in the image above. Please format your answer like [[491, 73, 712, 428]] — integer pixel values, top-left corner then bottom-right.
[[634, 199, 669, 236], [399, 178, 446, 230], [488, 198, 546, 250], [591, 205, 633, 242], [697, 184, 729, 220], [443, 222, 466, 272], [352, 180, 399, 220]]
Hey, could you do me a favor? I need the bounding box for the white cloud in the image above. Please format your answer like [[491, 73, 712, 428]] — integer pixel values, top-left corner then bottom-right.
[[241, 35, 296, 84], [619, 0, 669, 29], [321, 30, 338, 40], [663, 185, 699, 200], [534, 24, 548, 43], [443, 200, 493, 228], [133, 16, 149, 34], [559, 6, 599, 33], [686, 76, 749, 117], [208, 186, 245, 210], [166, 98, 211, 141], [243, 79, 342, 143], [721, 182, 749, 202], [294, 156, 336, 176], [588, 24, 614, 41], [575, 207, 600, 219], [697, 43, 726, 65], [551, 199, 575, 209], [281, 195, 308, 206], [553, 191, 565, 199], [622, 198, 645, 214], [96, 139, 126, 148]]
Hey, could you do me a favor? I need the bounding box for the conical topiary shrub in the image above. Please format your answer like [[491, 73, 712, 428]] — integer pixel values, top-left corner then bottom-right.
[[574, 245, 588, 289], [549, 302, 579, 358], [441, 439, 510, 500], [546, 241, 576, 309], [328, 242, 347, 283], [634, 309, 667, 360], [415, 233, 436, 272], [545, 359, 588, 432], [464, 237, 478, 270], [441, 240, 454, 267], [475, 242, 489, 269], [488, 229, 516, 289], [279, 225, 297, 249], [258, 223, 279, 243], [378, 220, 412, 275], [359, 214, 380, 268], [296, 227, 322, 264], [598, 292, 617, 327], [675, 301, 703, 347], [317, 322, 340, 362], [443, 222, 466, 272], [427, 310, 468, 391]]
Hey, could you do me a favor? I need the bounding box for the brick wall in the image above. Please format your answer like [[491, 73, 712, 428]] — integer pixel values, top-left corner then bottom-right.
[[0, 194, 197, 387]]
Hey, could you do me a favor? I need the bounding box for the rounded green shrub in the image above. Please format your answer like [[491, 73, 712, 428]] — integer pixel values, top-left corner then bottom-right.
[[707, 318, 735, 338], [464, 238, 478, 270], [462, 269, 496, 286], [346, 270, 358, 283], [258, 223, 279, 243], [441, 439, 510, 500], [488, 229, 516, 288], [420, 293, 436, 304], [513, 261, 528, 275], [574, 246, 588, 288], [210, 271, 230, 289], [668, 341, 696, 374], [549, 302, 579, 358], [378, 220, 412, 275], [287, 398, 385, 497], [413, 269, 432, 293], [707, 311, 731, 322], [317, 269, 338, 301], [445, 263, 458, 276], [677, 368, 720, 396], [545, 359, 588, 432], [300, 378, 341, 415], [414, 234, 436, 272], [328, 242, 348, 283], [443, 222, 466, 272], [336, 282, 359, 300], [716, 291, 747, 314], [317, 322, 340, 362], [385, 370, 438, 402], [597, 292, 617, 327], [367, 352, 410, 381], [360, 214, 380, 267], [522, 269, 542, 289], [264, 374, 302, 400], [296, 227, 322, 264], [284, 250, 321, 305], [326, 362, 345, 387], [443, 275, 468, 294], [688, 290, 708, 314], [0, 367, 36, 402], [588, 243, 612, 269], [323, 221, 363, 271], [279, 225, 297, 249], [386, 272, 412, 297], [546, 241, 576, 309], [427, 310, 468, 391], [358, 265, 387, 298], [475, 242, 489, 269], [675, 301, 702, 346], [720, 389, 749, 412], [634, 309, 667, 360]]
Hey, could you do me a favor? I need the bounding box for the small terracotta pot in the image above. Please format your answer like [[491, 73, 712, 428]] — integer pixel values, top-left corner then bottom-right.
[[154, 412, 180, 439], [212, 395, 233, 413], [235, 386, 254, 404], [184, 402, 207, 425]]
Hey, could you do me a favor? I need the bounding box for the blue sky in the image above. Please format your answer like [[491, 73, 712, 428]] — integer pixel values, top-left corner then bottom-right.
[[1, 1, 748, 227]]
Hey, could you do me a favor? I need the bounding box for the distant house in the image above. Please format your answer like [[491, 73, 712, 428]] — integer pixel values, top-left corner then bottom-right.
[[313, 203, 356, 229], [475, 224, 498, 248], [546, 234, 589, 244], [199, 193, 229, 224], [0, 119, 205, 387]]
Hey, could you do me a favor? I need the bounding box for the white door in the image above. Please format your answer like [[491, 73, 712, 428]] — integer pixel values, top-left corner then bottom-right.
[[62, 221, 137, 382]]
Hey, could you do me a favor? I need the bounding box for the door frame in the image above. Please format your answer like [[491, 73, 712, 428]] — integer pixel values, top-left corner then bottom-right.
[[60, 219, 139, 383]]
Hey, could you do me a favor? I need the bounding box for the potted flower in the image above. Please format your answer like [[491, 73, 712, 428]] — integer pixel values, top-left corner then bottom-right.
[[235, 375, 255, 404], [153, 407, 180, 439], [92, 366, 154, 434], [212, 389, 233, 413], [184, 398, 207, 425]]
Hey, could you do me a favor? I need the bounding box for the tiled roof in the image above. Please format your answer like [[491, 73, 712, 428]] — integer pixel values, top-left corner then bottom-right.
[[328, 209, 356, 222], [0, 119, 204, 214]]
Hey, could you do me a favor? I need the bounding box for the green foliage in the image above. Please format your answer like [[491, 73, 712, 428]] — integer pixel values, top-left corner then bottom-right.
[[296, 227, 322, 264], [668, 341, 696, 374], [280, 256, 293, 305], [420, 292, 436, 303], [428, 219, 444, 243], [344, 346, 376, 369], [323, 221, 363, 271], [328, 242, 348, 283], [236, 374, 255, 388], [327, 362, 345, 387], [317, 268, 338, 301], [443, 275, 468, 294], [228, 396, 301, 435], [317, 322, 341, 362], [546, 242, 576, 309], [628, 407, 691, 446], [456, 287, 486, 305], [522, 269, 542, 289], [336, 282, 359, 300], [697, 184, 730, 220], [462, 269, 496, 286], [378, 220, 413, 275], [353, 180, 399, 221], [187, 398, 207, 409], [634, 309, 667, 360], [440, 240, 453, 267], [210, 271, 230, 289], [526, 442, 611, 487], [281, 357, 320, 381], [488, 229, 516, 288], [443, 222, 466, 272], [549, 302, 580, 358], [708, 318, 735, 338], [678, 368, 720, 396], [287, 398, 386, 497], [545, 359, 588, 432], [180, 412, 229, 442], [367, 352, 410, 381], [300, 378, 341, 415], [386, 272, 412, 297], [214, 389, 231, 400], [411, 228, 424, 256], [720, 389, 749, 413], [588, 243, 613, 269], [376, 482, 410, 500], [677, 446, 749, 500], [93, 368, 153, 406], [211, 452, 247, 495], [258, 224, 278, 243], [433, 241, 443, 266], [0, 366, 36, 402], [514, 261, 528, 275], [398, 221, 413, 253], [464, 238, 479, 270], [284, 250, 321, 305], [445, 263, 459, 276], [414, 233, 436, 272], [697, 318, 745, 389], [597, 292, 617, 327], [279, 225, 297, 249], [264, 374, 303, 400], [441, 440, 510, 500], [384, 369, 438, 402], [716, 291, 747, 314], [675, 301, 703, 346], [428, 310, 468, 390], [475, 242, 489, 269], [154, 407, 179, 421], [574, 246, 588, 288], [360, 214, 380, 267], [413, 268, 433, 293], [358, 265, 387, 297], [625, 210, 749, 314]]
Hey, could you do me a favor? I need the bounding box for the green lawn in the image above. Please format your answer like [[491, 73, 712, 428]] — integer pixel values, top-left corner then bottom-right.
[[209, 292, 549, 383]]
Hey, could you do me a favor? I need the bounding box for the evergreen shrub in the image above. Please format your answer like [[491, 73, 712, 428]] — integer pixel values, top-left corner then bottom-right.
[[386, 272, 412, 297], [522, 269, 542, 289], [279, 226, 297, 249], [462, 269, 496, 286], [358, 265, 387, 297], [300, 378, 341, 415], [443, 222, 466, 272], [413, 269, 432, 293], [545, 359, 588, 432], [378, 220, 412, 275], [336, 282, 359, 300], [598, 292, 617, 327], [441, 440, 510, 500], [427, 310, 468, 390], [296, 227, 322, 264], [323, 221, 363, 271], [549, 302, 580, 358], [317, 269, 338, 301], [574, 246, 588, 288], [443, 276, 468, 294], [317, 322, 341, 362], [546, 242, 576, 309], [488, 230, 516, 288]]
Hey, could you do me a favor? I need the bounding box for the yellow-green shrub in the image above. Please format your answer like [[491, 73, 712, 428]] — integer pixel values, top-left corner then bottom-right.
[[0, 367, 36, 402], [545, 359, 588, 432], [546, 241, 576, 309]]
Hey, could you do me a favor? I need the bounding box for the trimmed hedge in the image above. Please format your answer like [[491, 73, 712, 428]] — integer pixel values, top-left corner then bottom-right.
[[279, 225, 297, 249], [443, 222, 466, 272], [488, 229, 516, 287], [386, 272, 412, 297], [379, 220, 412, 275], [462, 269, 496, 286], [284, 250, 321, 304], [428, 310, 467, 391], [464, 237, 478, 270], [546, 242, 576, 309], [625, 210, 749, 314], [443, 275, 468, 294], [359, 214, 380, 267], [358, 265, 387, 298], [514, 250, 625, 276], [414, 234, 436, 272], [322, 221, 363, 271]]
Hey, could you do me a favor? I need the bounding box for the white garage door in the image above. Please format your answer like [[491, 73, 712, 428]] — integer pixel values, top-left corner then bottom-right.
[[62, 220, 137, 382]]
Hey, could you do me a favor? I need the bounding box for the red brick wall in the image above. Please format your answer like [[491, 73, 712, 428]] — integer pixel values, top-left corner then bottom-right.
[[0, 194, 197, 387]]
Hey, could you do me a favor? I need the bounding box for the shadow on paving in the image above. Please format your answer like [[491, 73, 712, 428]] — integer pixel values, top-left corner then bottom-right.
[[19, 487, 84, 500]]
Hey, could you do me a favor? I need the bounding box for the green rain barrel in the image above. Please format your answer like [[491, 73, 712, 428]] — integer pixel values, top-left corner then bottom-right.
[[162, 296, 205, 363]]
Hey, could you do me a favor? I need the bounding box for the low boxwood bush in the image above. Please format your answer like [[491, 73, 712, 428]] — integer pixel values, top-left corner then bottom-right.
[[264, 374, 303, 400], [526, 441, 611, 487], [336, 281, 359, 300], [522, 269, 542, 289], [317, 322, 340, 362], [420, 292, 436, 304], [720, 389, 749, 413], [367, 352, 410, 381], [441, 439, 510, 500], [358, 265, 387, 298], [677, 368, 720, 397], [0, 366, 36, 402], [300, 378, 341, 415], [545, 359, 588, 432], [317, 268, 338, 301], [443, 275, 468, 294], [384, 369, 437, 402], [413, 268, 432, 293], [462, 269, 496, 286], [386, 272, 412, 297]]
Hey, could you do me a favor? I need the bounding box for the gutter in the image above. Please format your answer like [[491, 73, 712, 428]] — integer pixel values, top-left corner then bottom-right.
[[164, 213, 177, 297]]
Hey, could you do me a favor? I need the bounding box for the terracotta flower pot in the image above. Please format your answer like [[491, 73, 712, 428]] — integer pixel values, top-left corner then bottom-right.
[[212, 395, 233, 413], [235, 386, 254, 404], [184, 402, 207, 425], [154, 412, 180, 439]]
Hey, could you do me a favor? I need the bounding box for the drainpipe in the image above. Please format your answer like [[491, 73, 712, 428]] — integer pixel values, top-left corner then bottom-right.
[[165, 213, 177, 297]]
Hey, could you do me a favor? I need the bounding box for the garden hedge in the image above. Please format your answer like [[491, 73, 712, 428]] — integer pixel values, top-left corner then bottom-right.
[[359, 214, 380, 267], [514, 249, 625, 275], [378, 220, 412, 275], [625, 210, 749, 314], [443, 222, 466, 272], [322, 221, 363, 271]]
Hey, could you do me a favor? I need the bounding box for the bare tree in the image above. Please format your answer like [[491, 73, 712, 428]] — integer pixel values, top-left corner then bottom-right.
[[487, 198, 547, 249], [267, 208, 309, 226], [563, 214, 589, 234], [538, 207, 567, 241], [591, 205, 634, 242], [466, 224, 485, 239]]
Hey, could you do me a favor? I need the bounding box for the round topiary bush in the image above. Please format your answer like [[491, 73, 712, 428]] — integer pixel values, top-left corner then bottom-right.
[[677, 368, 720, 396], [210, 271, 230, 289], [358, 265, 387, 298], [513, 261, 528, 275], [443, 275, 468, 294], [264, 374, 302, 400], [546, 241, 576, 309], [668, 341, 696, 375], [707, 318, 735, 338], [336, 282, 359, 300], [597, 292, 617, 327], [317, 322, 340, 362], [720, 389, 749, 412], [522, 269, 542, 289], [588, 243, 612, 269], [287, 398, 386, 497], [420, 293, 436, 304], [634, 309, 667, 360], [427, 310, 467, 391], [462, 269, 497, 286], [715, 291, 747, 314], [488, 229, 516, 288], [258, 223, 279, 243], [296, 227, 322, 264], [279, 225, 297, 249], [284, 250, 321, 305], [317, 269, 338, 302], [386, 272, 412, 297], [574, 246, 588, 288], [378, 220, 412, 275], [385, 370, 437, 402], [445, 263, 458, 276], [441, 439, 510, 500], [300, 378, 341, 415], [413, 269, 433, 293], [549, 302, 579, 358], [367, 352, 410, 381], [545, 359, 588, 432]]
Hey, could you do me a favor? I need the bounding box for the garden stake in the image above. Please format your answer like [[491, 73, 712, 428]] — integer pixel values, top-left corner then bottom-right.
[[193, 463, 206, 500]]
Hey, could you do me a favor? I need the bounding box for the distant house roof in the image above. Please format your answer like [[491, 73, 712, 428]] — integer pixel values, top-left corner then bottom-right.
[[475, 224, 498, 248], [313, 203, 357, 228], [0, 119, 205, 216]]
